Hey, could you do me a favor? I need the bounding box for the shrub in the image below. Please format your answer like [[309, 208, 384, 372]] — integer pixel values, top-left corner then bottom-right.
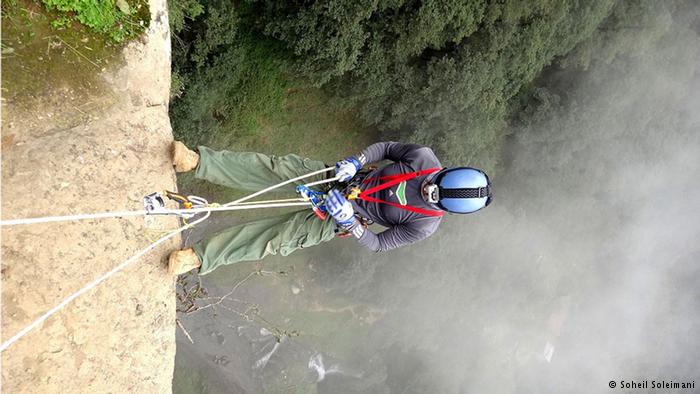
[[42, 0, 149, 42]]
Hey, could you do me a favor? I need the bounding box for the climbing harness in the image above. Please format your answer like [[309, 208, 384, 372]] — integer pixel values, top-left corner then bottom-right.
[[0, 168, 339, 353], [332, 167, 442, 237], [347, 167, 444, 217]]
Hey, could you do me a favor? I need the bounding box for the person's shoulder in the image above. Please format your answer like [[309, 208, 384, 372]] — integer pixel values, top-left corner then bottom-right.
[[409, 214, 443, 235], [406, 145, 442, 169], [417, 146, 440, 165]]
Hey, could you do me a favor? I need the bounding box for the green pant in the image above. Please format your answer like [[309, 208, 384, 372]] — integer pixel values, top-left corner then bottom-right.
[[192, 146, 337, 275]]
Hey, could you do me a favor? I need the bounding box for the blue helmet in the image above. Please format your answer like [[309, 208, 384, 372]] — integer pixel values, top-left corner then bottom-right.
[[424, 167, 492, 214]]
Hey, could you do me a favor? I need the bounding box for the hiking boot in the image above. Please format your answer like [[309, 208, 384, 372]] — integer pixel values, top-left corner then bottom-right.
[[172, 141, 199, 172], [168, 247, 202, 275]]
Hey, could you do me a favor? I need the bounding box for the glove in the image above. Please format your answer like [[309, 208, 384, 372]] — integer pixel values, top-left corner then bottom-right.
[[335, 157, 362, 182], [325, 189, 358, 229]]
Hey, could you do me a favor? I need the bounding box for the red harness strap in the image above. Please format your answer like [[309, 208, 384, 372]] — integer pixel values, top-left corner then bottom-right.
[[358, 168, 444, 217]]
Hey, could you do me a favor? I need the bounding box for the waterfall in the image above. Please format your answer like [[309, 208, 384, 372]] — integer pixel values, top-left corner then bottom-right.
[[308, 353, 343, 382]]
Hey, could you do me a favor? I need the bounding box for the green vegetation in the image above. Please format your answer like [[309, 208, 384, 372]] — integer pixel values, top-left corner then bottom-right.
[[253, 0, 619, 168], [2, 1, 125, 107], [169, 0, 677, 175], [2, 0, 151, 112], [41, 0, 150, 42], [169, 1, 699, 391], [168, 1, 376, 201]]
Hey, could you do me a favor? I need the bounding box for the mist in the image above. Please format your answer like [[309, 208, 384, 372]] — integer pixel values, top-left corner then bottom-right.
[[345, 8, 700, 393], [317, 8, 700, 394], [173, 4, 700, 393]]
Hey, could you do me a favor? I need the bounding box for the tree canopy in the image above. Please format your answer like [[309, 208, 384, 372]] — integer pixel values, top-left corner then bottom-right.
[[169, 0, 690, 169], [253, 0, 617, 166]]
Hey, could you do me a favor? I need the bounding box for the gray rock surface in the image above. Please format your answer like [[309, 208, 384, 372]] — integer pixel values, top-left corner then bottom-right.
[[1, 1, 179, 392]]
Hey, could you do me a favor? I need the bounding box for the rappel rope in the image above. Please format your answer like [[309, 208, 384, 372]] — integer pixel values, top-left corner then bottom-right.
[[0, 223, 188, 353], [0, 202, 315, 226], [0, 168, 337, 352], [0, 168, 338, 227], [224, 168, 337, 206]]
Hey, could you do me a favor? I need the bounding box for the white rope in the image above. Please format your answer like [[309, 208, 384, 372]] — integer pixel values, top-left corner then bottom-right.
[[0, 217, 195, 353], [303, 175, 341, 188], [0, 202, 314, 227], [0, 167, 338, 352], [227, 197, 306, 205], [224, 167, 335, 206], [153, 202, 311, 215], [0, 210, 149, 226], [0, 170, 337, 227]]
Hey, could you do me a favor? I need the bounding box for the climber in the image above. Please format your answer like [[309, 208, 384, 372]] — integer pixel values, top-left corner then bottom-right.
[[167, 141, 492, 275]]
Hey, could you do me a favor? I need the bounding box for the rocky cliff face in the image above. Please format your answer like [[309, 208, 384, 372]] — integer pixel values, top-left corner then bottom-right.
[[1, 1, 178, 392]]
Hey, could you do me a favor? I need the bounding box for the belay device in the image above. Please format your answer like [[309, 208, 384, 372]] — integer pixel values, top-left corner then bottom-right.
[[143, 192, 166, 213], [295, 185, 327, 220], [143, 191, 197, 218]]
